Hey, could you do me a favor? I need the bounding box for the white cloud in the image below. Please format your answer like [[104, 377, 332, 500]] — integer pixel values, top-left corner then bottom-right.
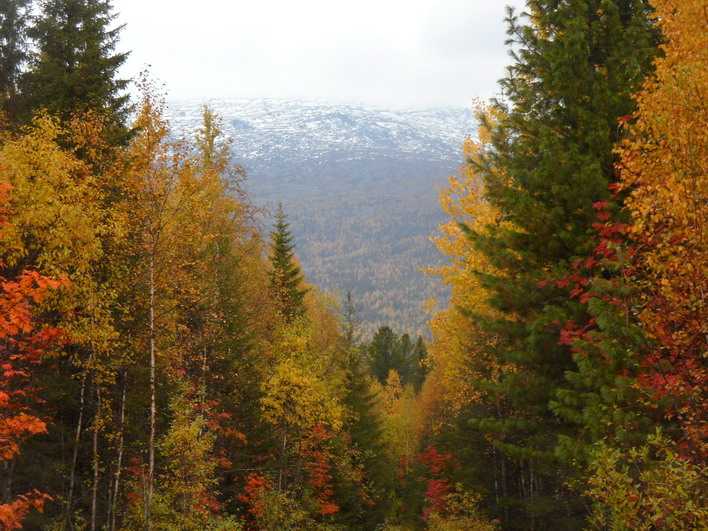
[[115, 0, 526, 108]]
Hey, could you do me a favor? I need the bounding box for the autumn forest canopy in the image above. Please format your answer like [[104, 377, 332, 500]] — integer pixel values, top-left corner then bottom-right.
[[0, 0, 706, 529]]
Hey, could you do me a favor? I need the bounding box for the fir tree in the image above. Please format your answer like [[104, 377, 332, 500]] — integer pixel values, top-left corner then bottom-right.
[[269, 204, 307, 323], [466, 1, 657, 527], [367, 326, 405, 385], [342, 290, 358, 349], [366, 326, 426, 389], [0, 0, 31, 122], [22, 0, 130, 135], [340, 351, 393, 529], [338, 295, 393, 528]]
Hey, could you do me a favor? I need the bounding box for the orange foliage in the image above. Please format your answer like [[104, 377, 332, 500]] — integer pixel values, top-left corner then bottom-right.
[[617, 0, 708, 453], [302, 423, 339, 516], [238, 473, 271, 518], [0, 182, 64, 528], [0, 491, 52, 530]]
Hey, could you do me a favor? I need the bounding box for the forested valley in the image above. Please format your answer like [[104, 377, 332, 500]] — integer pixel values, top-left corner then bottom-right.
[[0, 1, 706, 530]]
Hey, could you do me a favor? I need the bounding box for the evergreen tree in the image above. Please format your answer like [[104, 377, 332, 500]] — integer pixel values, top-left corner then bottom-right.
[[22, 0, 130, 135], [367, 326, 405, 385], [0, 0, 31, 122], [335, 293, 393, 528], [366, 326, 427, 389], [410, 336, 427, 393], [340, 351, 394, 529], [342, 290, 358, 349], [268, 204, 307, 323], [465, 2, 657, 528]]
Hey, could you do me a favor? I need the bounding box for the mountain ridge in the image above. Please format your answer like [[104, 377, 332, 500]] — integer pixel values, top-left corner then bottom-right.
[[167, 97, 474, 335]]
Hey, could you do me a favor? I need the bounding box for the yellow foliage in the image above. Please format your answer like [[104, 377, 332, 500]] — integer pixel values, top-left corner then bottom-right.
[[586, 431, 708, 530], [0, 113, 101, 275], [427, 484, 499, 531], [261, 321, 345, 436], [261, 356, 344, 434], [0, 112, 126, 374], [423, 106, 511, 421], [373, 369, 421, 468]]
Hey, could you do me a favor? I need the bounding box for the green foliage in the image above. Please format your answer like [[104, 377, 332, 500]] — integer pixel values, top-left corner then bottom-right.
[[366, 326, 427, 390], [586, 431, 708, 530], [0, 0, 31, 120], [22, 0, 130, 136], [552, 276, 655, 468], [269, 204, 308, 323], [151, 383, 220, 530], [249, 487, 341, 531], [339, 346, 395, 528], [449, 2, 659, 527]]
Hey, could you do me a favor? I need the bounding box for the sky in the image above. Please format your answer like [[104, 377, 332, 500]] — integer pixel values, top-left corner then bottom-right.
[[114, 0, 526, 109]]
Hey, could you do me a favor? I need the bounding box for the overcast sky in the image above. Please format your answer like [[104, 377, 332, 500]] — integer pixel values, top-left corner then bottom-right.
[[115, 0, 526, 109]]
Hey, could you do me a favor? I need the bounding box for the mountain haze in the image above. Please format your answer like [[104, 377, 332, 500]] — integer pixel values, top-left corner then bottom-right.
[[168, 98, 474, 335]]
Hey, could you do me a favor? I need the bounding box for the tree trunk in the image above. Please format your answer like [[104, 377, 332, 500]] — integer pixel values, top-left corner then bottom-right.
[[278, 432, 287, 492], [110, 371, 127, 531], [146, 253, 156, 528], [65, 365, 90, 530], [90, 388, 102, 531], [2, 460, 15, 503]]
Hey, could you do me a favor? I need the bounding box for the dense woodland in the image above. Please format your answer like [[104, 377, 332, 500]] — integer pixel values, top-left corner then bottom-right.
[[0, 0, 706, 530]]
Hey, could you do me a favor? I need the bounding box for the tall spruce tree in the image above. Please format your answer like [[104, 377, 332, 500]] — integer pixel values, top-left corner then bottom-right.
[[268, 204, 307, 322], [0, 0, 31, 122], [466, 2, 657, 528], [22, 0, 130, 134], [336, 291, 393, 528]]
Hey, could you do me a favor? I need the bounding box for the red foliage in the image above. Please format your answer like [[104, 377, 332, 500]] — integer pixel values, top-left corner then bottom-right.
[[238, 473, 270, 518], [418, 445, 457, 520], [418, 445, 455, 475], [0, 490, 52, 530], [423, 479, 451, 520], [302, 423, 339, 516], [0, 184, 65, 528], [554, 181, 705, 456]]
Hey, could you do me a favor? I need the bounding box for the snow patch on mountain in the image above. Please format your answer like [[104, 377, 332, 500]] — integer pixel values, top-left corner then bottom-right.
[[167, 98, 475, 171]]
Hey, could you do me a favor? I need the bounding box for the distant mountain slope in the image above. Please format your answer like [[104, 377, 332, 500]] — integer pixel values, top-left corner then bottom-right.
[[168, 98, 474, 336]]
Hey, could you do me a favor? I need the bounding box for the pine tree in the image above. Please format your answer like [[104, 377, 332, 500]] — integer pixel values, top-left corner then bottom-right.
[[0, 0, 31, 122], [22, 0, 130, 135], [465, 2, 657, 527], [268, 204, 307, 323]]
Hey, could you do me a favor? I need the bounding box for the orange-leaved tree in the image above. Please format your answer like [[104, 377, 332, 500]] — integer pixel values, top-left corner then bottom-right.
[[617, 0, 707, 455]]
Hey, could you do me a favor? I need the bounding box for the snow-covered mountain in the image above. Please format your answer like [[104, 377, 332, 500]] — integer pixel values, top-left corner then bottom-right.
[[168, 98, 473, 169], [167, 98, 474, 336]]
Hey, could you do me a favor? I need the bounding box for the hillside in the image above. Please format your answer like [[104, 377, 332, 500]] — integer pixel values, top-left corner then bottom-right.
[[168, 98, 474, 335]]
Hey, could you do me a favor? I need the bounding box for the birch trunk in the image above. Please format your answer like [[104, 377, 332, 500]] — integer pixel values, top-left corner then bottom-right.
[[110, 371, 127, 531], [90, 388, 102, 531], [64, 365, 90, 530]]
